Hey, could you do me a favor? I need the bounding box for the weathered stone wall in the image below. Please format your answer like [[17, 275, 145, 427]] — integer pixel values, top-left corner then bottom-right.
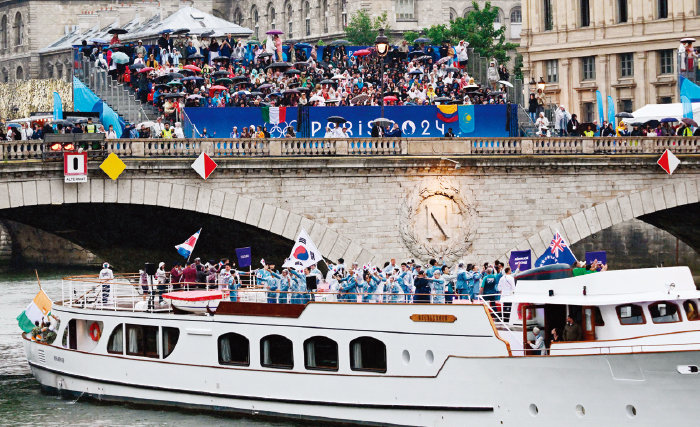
[[0, 79, 72, 120]]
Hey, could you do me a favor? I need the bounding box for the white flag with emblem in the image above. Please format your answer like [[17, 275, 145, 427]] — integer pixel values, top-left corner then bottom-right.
[[282, 229, 322, 270]]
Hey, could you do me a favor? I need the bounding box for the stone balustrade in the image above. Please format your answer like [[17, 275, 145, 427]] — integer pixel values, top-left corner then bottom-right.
[[0, 137, 698, 161]]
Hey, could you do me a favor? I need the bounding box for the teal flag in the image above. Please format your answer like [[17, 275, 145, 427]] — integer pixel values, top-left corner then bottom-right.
[[458, 105, 475, 135], [682, 95, 693, 120], [596, 91, 604, 125], [52, 92, 63, 120], [680, 75, 700, 103], [607, 96, 615, 125]]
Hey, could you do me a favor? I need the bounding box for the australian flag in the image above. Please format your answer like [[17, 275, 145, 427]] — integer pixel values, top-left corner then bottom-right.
[[535, 231, 577, 267]]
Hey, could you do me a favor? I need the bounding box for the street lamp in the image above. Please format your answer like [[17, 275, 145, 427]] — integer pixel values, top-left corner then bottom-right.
[[375, 28, 389, 119]]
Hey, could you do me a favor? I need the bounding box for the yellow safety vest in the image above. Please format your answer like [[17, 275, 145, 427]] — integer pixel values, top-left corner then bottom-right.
[[583, 130, 594, 137], [162, 128, 173, 139], [86, 124, 96, 133]]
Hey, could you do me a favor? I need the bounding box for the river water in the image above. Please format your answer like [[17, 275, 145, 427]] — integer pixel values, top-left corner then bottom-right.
[[0, 271, 294, 427]]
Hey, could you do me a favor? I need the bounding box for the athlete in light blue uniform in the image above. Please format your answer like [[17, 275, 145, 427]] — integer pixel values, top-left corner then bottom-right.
[[455, 262, 470, 300], [338, 273, 360, 302], [429, 270, 447, 304], [290, 269, 308, 304], [468, 265, 483, 301]]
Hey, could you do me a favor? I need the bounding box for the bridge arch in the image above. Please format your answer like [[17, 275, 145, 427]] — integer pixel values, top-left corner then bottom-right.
[[503, 178, 700, 261], [0, 178, 377, 266]]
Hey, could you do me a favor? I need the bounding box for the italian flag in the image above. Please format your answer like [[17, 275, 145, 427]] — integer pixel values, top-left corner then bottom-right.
[[262, 106, 286, 124], [17, 289, 52, 333]]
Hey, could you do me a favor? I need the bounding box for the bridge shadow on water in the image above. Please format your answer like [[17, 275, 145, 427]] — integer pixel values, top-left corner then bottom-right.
[[0, 204, 294, 272]]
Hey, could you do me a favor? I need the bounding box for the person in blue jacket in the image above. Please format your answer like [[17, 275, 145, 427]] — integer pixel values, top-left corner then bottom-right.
[[455, 262, 470, 300]]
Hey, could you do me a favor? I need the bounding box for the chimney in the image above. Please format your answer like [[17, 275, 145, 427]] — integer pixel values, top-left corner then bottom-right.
[[77, 12, 99, 31], [97, 8, 120, 29]]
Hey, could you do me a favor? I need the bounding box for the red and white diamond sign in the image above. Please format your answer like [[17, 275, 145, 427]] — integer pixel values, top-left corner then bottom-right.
[[191, 152, 217, 179], [657, 149, 680, 175]]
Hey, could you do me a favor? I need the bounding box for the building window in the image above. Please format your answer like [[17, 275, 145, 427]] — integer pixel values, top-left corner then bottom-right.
[[619, 53, 633, 77], [56, 63, 63, 79], [261, 335, 294, 369], [268, 5, 276, 30], [683, 300, 699, 320], [15, 65, 22, 80], [616, 304, 646, 325], [13, 12, 22, 46], [350, 337, 387, 373], [618, 99, 633, 113], [543, 0, 553, 31], [341, 0, 348, 28], [304, 2, 310, 36], [233, 8, 243, 26], [449, 8, 458, 22], [510, 7, 522, 23], [580, 0, 590, 27], [1, 68, 7, 83], [162, 327, 179, 359], [252, 7, 259, 40], [581, 56, 596, 80], [463, 8, 474, 18], [46, 64, 54, 79], [657, 0, 668, 19], [321, 0, 328, 33], [107, 324, 123, 354], [582, 102, 595, 122], [396, 0, 415, 20], [659, 49, 674, 74], [286, 2, 293, 38], [659, 96, 672, 104], [617, 0, 628, 23], [493, 8, 502, 24], [218, 332, 250, 365], [649, 301, 681, 323], [546, 59, 559, 83], [304, 336, 338, 371], [126, 324, 159, 358], [0, 15, 6, 49]]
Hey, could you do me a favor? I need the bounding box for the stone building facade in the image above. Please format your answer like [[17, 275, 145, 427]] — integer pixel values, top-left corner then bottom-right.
[[0, 0, 212, 83], [520, 0, 700, 119], [213, 0, 522, 44]]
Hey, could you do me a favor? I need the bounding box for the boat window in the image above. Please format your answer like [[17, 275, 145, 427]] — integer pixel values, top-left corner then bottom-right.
[[649, 301, 681, 324], [616, 304, 646, 325], [107, 324, 124, 354], [260, 335, 294, 369], [304, 336, 339, 371], [594, 306, 605, 326], [218, 332, 250, 366], [126, 324, 159, 358], [350, 337, 386, 373], [683, 300, 699, 321], [162, 327, 179, 359]]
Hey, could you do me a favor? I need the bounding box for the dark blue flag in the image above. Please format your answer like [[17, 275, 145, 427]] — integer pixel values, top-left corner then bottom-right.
[[535, 232, 577, 267], [508, 250, 531, 272], [585, 251, 606, 267], [235, 247, 252, 268]]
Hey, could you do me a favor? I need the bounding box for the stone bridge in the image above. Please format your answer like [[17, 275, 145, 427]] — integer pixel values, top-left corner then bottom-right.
[[0, 136, 699, 270]]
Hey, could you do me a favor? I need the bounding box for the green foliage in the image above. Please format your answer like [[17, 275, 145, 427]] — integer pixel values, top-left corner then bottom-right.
[[403, 31, 419, 44], [424, 24, 452, 45], [344, 10, 391, 46], [514, 52, 523, 80], [449, 1, 517, 64], [317, 39, 325, 46]]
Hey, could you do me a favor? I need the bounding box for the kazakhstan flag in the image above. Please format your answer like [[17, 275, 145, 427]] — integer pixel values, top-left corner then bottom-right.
[[458, 105, 475, 135]]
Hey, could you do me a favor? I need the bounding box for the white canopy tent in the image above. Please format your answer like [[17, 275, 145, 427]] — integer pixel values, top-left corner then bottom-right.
[[624, 103, 700, 123]]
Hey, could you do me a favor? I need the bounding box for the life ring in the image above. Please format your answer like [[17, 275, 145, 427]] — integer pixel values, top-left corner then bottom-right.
[[517, 303, 534, 321], [89, 322, 101, 341]]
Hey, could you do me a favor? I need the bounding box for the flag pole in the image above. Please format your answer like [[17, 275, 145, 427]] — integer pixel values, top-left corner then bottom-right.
[[35, 269, 42, 291], [186, 228, 202, 265]]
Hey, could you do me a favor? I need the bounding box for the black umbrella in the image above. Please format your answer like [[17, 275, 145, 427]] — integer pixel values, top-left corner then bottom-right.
[[330, 39, 349, 46], [284, 69, 301, 75], [258, 52, 273, 58], [51, 119, 72, 126], [108, 43, 123, 50], [200, 30, 215, 38], [230, 75, 247, 82], [108, 28, 128, 35], [156, 75, 173, 83], [433, 96, 451, 103], [163, 93, 185, 98], [267, 61, 293, 69], [283, 88, 300, 94], [414, 37, 431, 44], [409, 50, 425, 58], [445, 67, 460, 73], [644, 119, 660, 128], [155, 84, 170, 90], [615, 112, 634, 118], [408, 70, 423, 75], [212, 70, 230, 77], [129, 63, 145, 71], [249, 91, 264, 97], [169, 72, 185, 79], [173, 28, 190, 35], [327, 116, 347, 124], [212, 56, 230, 62], [188, 53, 204, 59], [294, 61, 310, 68], [370, 118, 395, 127], [320, 79, 336, 85], [418, 55, 432, 61]]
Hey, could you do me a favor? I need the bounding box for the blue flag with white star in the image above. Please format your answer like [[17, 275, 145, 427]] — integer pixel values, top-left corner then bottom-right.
[[535, 232, 577, 267]]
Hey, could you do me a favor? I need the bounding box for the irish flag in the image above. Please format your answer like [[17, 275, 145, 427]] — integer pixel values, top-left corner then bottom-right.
[[17, 289, 52, 333], [262, 106, 287, 124]]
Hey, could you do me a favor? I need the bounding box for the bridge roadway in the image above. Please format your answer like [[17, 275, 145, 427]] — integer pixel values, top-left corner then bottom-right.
[[0, 136, 699, 268]]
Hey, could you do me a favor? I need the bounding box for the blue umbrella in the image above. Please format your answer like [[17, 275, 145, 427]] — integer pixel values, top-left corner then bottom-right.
[[89, 38, 109, 44], [6, 123, 21, 128], [182, 76, 204, 82], [159, 29, 173, 34], [660, 117, 678, 123], [294, 43, 312, 49]]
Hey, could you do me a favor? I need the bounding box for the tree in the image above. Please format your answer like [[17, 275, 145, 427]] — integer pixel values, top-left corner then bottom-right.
[[424, 24, 452, 45], [403, 31, 419, 44], [513, 52, 523, 80], [449, 1, 517, 64], [344, 10, 390, 46]]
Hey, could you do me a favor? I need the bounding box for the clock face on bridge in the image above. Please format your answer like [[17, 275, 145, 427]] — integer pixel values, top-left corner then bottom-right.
[[399, 178, 477, 261]]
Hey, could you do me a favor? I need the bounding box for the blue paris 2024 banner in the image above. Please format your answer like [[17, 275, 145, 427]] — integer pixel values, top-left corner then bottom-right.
[[183, 105, 510, 139]]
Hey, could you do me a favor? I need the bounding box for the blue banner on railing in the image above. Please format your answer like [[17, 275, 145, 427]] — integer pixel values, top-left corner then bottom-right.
[[183, 105, 510, 139]]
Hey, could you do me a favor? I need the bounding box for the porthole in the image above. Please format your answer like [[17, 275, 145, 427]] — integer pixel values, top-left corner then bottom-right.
[[626, 404, 637, 418], [401, 350, 410, 365], [529, 403, 539, 416], [425, 350, 434, 365], [576, 404, 585, 417]]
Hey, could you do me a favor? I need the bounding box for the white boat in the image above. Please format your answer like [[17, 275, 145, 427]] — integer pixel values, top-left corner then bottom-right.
[[23, 266, 700, 426], [163, 290, 225, 313]]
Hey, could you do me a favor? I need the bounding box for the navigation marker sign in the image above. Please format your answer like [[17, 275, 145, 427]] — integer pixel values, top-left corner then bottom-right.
[[192, 152, 217, 179], [657, 149, 680, 175], [100, 153, 126, 180]]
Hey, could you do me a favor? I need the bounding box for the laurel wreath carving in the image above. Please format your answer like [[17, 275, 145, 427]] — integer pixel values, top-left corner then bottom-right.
[[399, 177, 477, 263]]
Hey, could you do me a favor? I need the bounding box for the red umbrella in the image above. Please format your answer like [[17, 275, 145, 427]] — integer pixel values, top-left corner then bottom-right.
[[138, 67, 154, 73], [183, 64, 201, 72], [209, 85, 228, 93], [383, 95, 398, 102], [353, 49, 371, 57]]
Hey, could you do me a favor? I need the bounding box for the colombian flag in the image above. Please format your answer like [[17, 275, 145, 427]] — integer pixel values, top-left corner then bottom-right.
[[437, 105, 459, 123]]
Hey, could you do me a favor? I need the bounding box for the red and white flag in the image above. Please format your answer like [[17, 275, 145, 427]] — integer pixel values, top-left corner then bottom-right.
[[191, 152, 217, 179], [657, 149, 680, 175]]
